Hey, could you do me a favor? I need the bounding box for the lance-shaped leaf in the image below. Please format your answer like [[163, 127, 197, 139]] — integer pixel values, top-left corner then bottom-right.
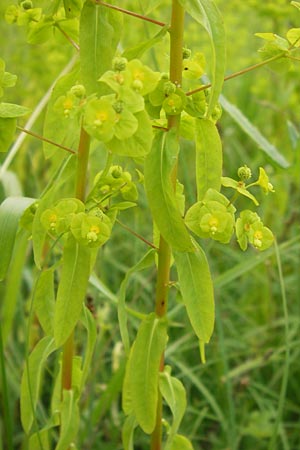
[[0, 103, 30, 118], [80, 1, 122, 95], [122, 25, 169, 60], [55, 390, 79, 450], [169, 434, 194, 450], [54, 237, 91, 347], [34, 268, 55, 336], [0, 196, 35, 280], [174, 242, 214, 346], [159, 368, 187, 449], [122, 414, 138, 450], [195, 118, 222, 200], [0, 117, 16, 152], [80, 306, 97, 390], [118, 249, 156, 355], [144, 130, 194, 252], [125, 313, 168, 434], [179, 0, 226, 117], [21, 336, 56, 433]]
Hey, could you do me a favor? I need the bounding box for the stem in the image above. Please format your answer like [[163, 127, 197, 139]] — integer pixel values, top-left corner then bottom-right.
[[0, 323, 13, 450], [186, 52, 286, 96], [94, 0, 167, 27], [151, 2, 184, 449], [61, 126, 90, 394], [116, 219, 158, 250], [16, 126, 76, 155]]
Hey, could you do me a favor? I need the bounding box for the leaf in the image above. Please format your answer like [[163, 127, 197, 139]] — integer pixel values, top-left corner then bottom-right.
[[1, 230, 29, 344], [144, 130, 194, 252], [43, 67, 80, 159], [55, 390, 79, 450], [174, 242, 214, 345], [28, 428, 50, 450], [54, 237, 91, 347], [63, 0, 82, 18], [80, 306, 97, 389], [0, 103, 31, 118], [219, 94, 290, 168], [34, 269, 55, 336], [122, 26, 169, 60], [107, 110, 153, 157], [80, 1, 122, 95], [159, 369, 187, 448], [126, 313, 168, 434], [286, 28, 300, 47], [118, 249, 156, 355], [0, 117, 16, 152], [195, 118, 222, 200], [169, 434, 194, 450], [122, 414, 138, 450], [21, 336, 56, 433], [0, 196, 35, 280], [178, 0, 226, 117]]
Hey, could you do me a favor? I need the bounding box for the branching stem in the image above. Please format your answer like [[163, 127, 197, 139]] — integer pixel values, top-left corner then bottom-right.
[[16, 126, 76, 155], [116, 219, 158, 250], [93, 0, 167, 27]]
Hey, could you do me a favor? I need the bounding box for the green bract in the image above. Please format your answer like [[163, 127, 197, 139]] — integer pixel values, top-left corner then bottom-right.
[[182, 52, 206, 80], [256, 167, 275, 194], [40, 198, 85, 236], [185, 189, 235, 244], [236, 210, 274, 251], [0, 59, 17, 97], [83, 97, 117, 142], [70, 212, 111, 248]]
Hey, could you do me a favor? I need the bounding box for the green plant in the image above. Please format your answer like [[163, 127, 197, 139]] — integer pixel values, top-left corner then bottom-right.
[[1, 1, 299, 449]]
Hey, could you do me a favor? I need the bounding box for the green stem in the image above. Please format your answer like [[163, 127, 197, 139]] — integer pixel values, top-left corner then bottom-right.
[[0, 322, 13, 450], [186, 52, 286, 96], [61, 126, 90, 394], [151, 2, 185, 449]]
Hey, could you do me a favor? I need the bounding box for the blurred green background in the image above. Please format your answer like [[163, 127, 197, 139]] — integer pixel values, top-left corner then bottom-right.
[[1, 1, 300, 449]]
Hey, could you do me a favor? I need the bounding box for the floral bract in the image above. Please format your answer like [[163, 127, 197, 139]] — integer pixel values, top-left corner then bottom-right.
[[40, 198, 85, 235], [236, 210, 274, 251], [70, 212, 111, 248]]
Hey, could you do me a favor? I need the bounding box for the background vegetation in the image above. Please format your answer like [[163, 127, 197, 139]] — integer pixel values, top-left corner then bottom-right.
[[1, 1, 299, 449]]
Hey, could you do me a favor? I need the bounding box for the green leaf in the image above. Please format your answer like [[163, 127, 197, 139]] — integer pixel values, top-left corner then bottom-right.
[[54, 237, 91, 346], [80, 1, 122, 95], [286, 28, 300, 47], [107, 110, 153, 157], [126, 313, 168, 434], [195, 118, 222, 200], [0, 117, 16, 152], [28, 428, 50, 450], [63, 0, 82, 18], [169, 434, 194, 450], [219, 94, 289, 168], [144, 130, 194, 252], [0, 103, 31, 118], [55, 390, 79, 450], [0, 196, 35, 280], [34, 269, 55, 336], [43, 67, 80, 159], [80, 306, 97, 389], [21, 336, 56, 433], [122, 414, 138, 450], [122, 26, 169, 60], [159, 369, 187, 448], [178, 0, 226, 117], [1, 230, 29, 344], [118, 249, 156, 355], [174, 242, 214, 345]]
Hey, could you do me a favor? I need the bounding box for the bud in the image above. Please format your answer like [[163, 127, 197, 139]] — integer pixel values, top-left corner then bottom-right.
[[182, 47, 192, 59], [163, 81, 177, 96], [70, 84, 86, 98], [238, 165, 252, 181], [161, 72, 169, 80], [132, 79, 143, 92], [112, 101, 124, 114], [112, 56, 127, 72], [21, 0, 33, 10], [111, 165, 123, 178]]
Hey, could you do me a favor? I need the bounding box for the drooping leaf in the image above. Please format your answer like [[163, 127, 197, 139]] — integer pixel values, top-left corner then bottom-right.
[[79, 1, 122, 95], [0, 117, 16, 152], [54, 237, 91, 347], [159, 368, 187, 449], [122, 414, 138, 450], [80, 306, 97, 389], [34, 269, 55, 336], [144, 130, 194, 252], [178, 0, 226, 117], [1, 230, 29, 344], [21, 336, 56, 433], [0, 196, 35, 280], [125, 313, 168, 434], [195, 118, 222, 200], [219, 94, 289, 168], [118, 249, 156, 355], [122, 26, 169, 61], [43, 67, 80, 159], [174, 242, 214, 346], [55, 390, 79, 450]]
